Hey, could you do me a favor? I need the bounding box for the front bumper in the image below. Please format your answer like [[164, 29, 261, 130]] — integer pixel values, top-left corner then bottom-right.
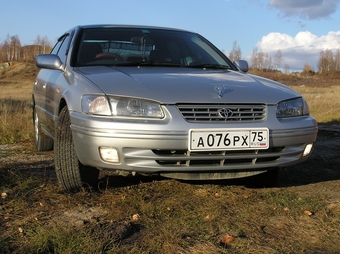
[[70, 108, 318, 179]]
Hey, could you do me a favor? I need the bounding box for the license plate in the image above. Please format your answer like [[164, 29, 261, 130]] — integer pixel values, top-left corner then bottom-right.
[[189, 128, 269, 151]]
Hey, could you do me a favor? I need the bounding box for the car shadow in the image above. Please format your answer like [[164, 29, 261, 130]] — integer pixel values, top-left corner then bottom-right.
[[97, 173, 166, 190], [275, 129, 340, 188]]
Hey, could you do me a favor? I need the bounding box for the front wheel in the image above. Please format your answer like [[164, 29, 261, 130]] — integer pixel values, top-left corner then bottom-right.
[[54, 106, 99, 192]]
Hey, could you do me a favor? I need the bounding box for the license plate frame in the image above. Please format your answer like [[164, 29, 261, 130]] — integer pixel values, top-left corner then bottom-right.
[[189, 128, 269, 151]]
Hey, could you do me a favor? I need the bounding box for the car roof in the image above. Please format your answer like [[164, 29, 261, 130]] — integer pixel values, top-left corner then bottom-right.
[[75, 24, 192, 33]]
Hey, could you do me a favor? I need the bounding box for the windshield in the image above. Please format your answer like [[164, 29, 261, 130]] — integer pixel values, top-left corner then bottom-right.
[[75, 27, 234, 69]]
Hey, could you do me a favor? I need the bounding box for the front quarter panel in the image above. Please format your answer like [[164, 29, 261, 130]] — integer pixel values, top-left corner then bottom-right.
[[55, 66, 105, 114]]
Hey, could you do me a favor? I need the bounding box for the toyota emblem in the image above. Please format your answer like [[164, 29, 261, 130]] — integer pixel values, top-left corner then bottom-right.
[[217, 108, 233, 118]]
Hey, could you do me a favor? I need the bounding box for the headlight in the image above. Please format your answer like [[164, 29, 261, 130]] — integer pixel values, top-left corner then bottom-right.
[[276, 97, 310, 118], [82, 95, 111, 116], [109, 96, 164, 118]]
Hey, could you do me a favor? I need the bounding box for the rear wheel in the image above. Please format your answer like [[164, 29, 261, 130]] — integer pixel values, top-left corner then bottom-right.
[[34, 109, 53, 151], [54, 106, 99, 192]]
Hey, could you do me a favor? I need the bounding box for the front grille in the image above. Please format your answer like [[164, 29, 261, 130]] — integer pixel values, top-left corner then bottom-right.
[[176, 104, 266, 122], [153, 147, 283, 167]]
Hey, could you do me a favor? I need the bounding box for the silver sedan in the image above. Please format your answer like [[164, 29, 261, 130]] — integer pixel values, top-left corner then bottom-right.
[[32, 25, 317, 191]]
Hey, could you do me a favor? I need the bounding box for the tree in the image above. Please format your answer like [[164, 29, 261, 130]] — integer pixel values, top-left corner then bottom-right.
[[274, 50, 282, 70], [250, 48, 268, 71], [250, 47, 265, 70], [302, 63, 314, 76], [0, 34, 22, 62], [250, 47, 259, 70], [10, 35, 21, 61], [257, 50, 264, 70], [284, 64, 290, 74], [0, 33, 53, 62], [228, 41, 242, 62], [2, 35, 11, 62], [264, 53, 272, 70], [334, 48, 340, 71], [318, 49, 335, 73]]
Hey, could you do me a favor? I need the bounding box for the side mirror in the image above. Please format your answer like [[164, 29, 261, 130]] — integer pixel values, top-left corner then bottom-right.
[[36, 54, 63, 70], [233, 60, 248, 73]]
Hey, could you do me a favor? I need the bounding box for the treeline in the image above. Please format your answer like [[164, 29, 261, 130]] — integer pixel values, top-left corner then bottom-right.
[[318, 49, 340, 73], [0, 34, 53, 63], [228, 41, 340, 74]]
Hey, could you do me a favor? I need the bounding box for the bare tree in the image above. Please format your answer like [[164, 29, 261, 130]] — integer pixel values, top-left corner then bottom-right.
[[274, 49, 282, 70], [284, 64, 290, 74], [250, 47, 258, 70], [0, 33, 53, 62], [325, 49, 334, 72], [33, 35, 52, 54], [2, 34, 11, 62], [257, 50, 264, 70], [10, 35, 21, 61], [34, 35, 42, 56], [41, 36, 50, 54], [0, 34, 22, 62], [318, 49, 334, 73], [250, 47, 266, 71], [334, 48, 340, 71], [264, 53, 272, 70], [228, 41, 242, 62]]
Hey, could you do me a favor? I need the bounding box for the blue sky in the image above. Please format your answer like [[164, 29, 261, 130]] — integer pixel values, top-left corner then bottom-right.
[[1, 0, 340, 71]]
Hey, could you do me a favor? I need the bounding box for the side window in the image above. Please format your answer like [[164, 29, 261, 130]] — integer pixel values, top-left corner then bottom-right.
[[50, 34, 71, 63], [50, 40, 62, 54], [57, 35, 71, 63]]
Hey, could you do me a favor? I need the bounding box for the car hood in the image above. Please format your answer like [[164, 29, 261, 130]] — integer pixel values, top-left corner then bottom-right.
[[75, 66, 300, 104]]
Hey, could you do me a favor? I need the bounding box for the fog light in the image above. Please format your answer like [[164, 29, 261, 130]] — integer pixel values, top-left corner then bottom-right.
[[99, 147, 120, 163], [303, 143, 313, 157]]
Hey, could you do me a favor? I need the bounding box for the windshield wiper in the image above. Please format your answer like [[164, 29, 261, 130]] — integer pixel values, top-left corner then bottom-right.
[[110, 61, 184, 67], [104, 61, 230, 69], [189, 64, 231, 69]]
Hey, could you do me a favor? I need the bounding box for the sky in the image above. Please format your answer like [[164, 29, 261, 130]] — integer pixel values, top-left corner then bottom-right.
[[1, 0, 340, 71]]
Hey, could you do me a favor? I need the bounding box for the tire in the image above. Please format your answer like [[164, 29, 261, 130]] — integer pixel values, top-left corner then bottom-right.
[[54, 106, 99, 192], [34, 108, 53, 151]]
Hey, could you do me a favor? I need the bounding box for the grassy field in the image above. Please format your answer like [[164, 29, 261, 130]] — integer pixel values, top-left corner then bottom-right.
[[0, 63, 37, 144], [1, 63, 340, 253], [293, 85, 340, 123]]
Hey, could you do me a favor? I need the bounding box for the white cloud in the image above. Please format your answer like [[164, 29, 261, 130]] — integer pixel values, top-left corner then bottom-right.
[[269, 0, 340, 19], [254, 30, 340, 71]]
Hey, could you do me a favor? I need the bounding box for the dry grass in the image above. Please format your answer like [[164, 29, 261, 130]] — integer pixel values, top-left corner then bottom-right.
[[1, 144, 340, 254], [0, 98, 33, 144], [249, 69, 340, 124], [1, 63, 340, 253], [0, 63, 37, 144], [292, 85, 340, 123]]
